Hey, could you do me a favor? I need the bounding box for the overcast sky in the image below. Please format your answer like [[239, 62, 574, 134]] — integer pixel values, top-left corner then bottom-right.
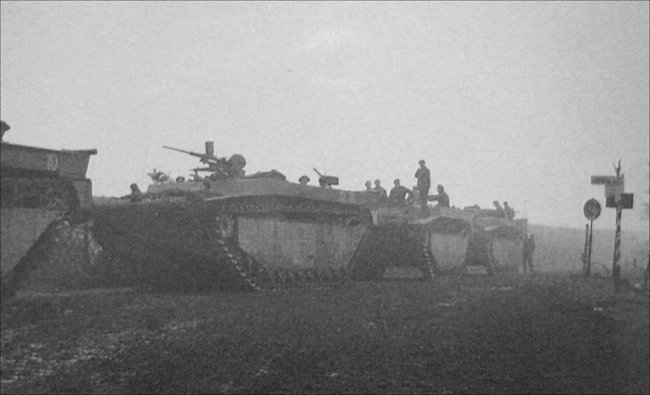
[[1, 1, 648, 231]]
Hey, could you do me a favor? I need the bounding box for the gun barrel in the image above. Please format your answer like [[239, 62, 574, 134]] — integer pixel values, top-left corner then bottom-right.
[[313, 168, 324, 177], [163, 145, 195, 155], [163, 145, 213, 159]]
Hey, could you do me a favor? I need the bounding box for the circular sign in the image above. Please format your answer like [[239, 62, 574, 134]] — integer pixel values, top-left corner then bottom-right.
[[583, 198, 601, 221]]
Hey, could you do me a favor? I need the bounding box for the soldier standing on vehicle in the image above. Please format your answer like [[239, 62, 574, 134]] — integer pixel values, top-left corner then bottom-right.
[[415, 160, 431, 212], [504, 202, 515, 220], [522, 234, 536, 273], [493, 200, 506, 218], [373, 179, 388, 203]]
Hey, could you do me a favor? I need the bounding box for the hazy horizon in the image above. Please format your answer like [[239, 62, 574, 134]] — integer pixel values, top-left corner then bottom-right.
[[2, 2, 648, 232]]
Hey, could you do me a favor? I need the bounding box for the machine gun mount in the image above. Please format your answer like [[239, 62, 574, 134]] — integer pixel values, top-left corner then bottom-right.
[[163, 141, 246, 179]]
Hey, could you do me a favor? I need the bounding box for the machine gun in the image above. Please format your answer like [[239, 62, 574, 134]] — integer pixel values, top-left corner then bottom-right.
[[163, 142, 246, 179], [313, 168, 339, 188]]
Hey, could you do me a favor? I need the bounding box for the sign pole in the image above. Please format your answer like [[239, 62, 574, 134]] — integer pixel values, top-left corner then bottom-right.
[[587, 219, 593, 277], [612, 161, 622, 293], [582, 198, 601, 277], [613, 204, 622, 292], [591, 160, 633, 294], [582, 224, 589, 276]]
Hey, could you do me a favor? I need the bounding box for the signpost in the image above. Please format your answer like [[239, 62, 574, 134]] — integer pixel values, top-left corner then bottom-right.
[[590, 175, 618, 185], [590, 160, 634, 293], [582, 198, 601, 277], [583, 198, 601, 221], [606, 193, 633, 209]]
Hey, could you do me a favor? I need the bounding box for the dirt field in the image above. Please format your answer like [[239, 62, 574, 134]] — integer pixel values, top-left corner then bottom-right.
[[1, 272, 648, 394]]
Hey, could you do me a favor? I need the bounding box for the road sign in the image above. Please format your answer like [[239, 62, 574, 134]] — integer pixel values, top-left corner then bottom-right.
[[583, 198, 601, 221], [591, 175, 618, 185], [604, 182, 624, 199], [606, 193, 634, 209]]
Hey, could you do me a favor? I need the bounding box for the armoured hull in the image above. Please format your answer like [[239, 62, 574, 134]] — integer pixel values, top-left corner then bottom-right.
[[354, 205, 528, 277], [1, 141, 96, 298], [90, 194, 374, 290], [146, 177, 385, 207], [103, 175, 527, 289]]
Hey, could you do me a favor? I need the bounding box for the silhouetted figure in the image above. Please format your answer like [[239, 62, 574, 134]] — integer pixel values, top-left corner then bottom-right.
[[493, 200, 506, 218], [373, 179, 388, 203], [428, 184, 450, 208], [523, 234, 536, 273], [388, 179, 413, 206], [415, 160, 431, 212], [504, 202, 515, 220], [0, 120, 10, 141], [299, 175, 310, 185], [128, 183, 145, 203], [365, 180, 372, 191]]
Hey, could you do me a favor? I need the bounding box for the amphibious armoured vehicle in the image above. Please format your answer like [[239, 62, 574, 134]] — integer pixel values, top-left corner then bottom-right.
[[1, 121, 97, 298], [90, 141, 526, 291], [90, 142, 386, 291]]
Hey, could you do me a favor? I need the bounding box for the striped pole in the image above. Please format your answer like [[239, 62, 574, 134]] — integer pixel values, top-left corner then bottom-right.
[[612, 204, 622, 293], [582, 224, 589, 276], [587, 220, 593, 277], [612, 161, 622, 293]]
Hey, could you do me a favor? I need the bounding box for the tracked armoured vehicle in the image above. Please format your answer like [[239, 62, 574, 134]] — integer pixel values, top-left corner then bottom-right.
[[91, 141, 526, 291], [349, 203, 527, 279], [90, 142, 385, 291], [1, 121, 97, 298]]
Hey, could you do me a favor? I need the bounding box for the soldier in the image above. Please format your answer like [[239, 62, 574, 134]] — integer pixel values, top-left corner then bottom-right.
[[0, 120, 10, 141], [415, 160, 431, 212], [388, 179, 413, 206], [493, 200, 506, 218], [428, 184, 449, 208], [365, 180, 372, 191], [373, 179, 388, 203], [126, 183, 145, 203], [299, 175, 310, 185], [504, 202, 515, 220], [522, 234, 536, 273]]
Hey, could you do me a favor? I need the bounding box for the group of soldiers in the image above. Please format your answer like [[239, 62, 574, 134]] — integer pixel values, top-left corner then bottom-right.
[[492, 200, 516, 220], [364, 160, 449, 210]]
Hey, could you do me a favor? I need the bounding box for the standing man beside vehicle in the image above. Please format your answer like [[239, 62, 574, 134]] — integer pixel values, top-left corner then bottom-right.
[[522, 234, 536, 274], [415, 160, 431, 213]]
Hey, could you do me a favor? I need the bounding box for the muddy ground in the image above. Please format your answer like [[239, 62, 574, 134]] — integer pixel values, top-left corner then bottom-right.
[[1, 272, 648, 394]]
